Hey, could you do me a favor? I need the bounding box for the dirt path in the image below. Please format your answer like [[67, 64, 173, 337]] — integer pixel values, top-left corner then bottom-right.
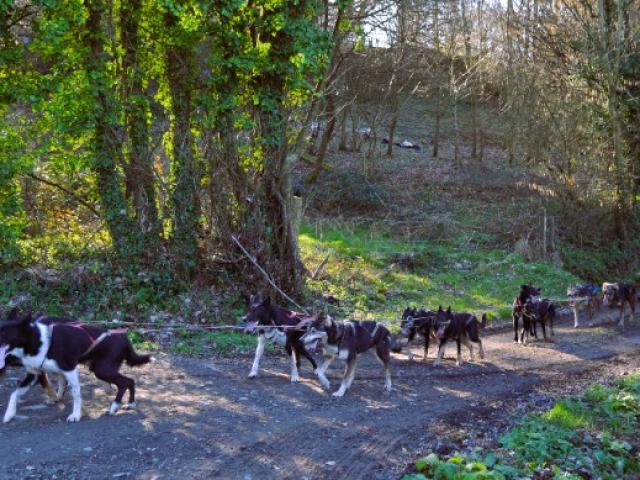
[[2, 315, 640, 480]]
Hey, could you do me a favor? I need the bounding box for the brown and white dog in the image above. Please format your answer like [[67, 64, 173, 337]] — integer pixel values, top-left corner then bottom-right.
[[300, 316, 397, 397], [602, 282, 637, 327]]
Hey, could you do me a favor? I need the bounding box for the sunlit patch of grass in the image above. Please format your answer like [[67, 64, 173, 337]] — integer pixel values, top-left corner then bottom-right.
[[544, 400, 588, 429], [300, 223, 580, 326]]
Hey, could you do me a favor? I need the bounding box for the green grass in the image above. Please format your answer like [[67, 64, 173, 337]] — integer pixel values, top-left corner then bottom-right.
[[171, 330, 260, 356], [404, 374, 640, 480], [300, 223, 580, 331]]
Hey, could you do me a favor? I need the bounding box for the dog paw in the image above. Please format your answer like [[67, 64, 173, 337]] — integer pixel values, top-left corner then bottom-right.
[[316, 376, 331, 389], [108, 402, 121, 416], [290, 376, 299, 384], [149, 356, 157, 364], [247, 372, 258, 379], [2, 414, 14, 424], [66, 413, 81, 423], [332, 391, 345, 398], [122, 402, 137, 411]]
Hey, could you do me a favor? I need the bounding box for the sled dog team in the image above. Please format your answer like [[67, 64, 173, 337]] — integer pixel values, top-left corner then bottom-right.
[[0, 281, 635, 422]]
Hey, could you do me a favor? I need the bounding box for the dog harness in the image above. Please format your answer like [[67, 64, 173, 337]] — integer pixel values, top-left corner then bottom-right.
[[47, 321, 128, 359]]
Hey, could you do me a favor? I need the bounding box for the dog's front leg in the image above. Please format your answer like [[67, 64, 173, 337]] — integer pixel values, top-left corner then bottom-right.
[[541, 320, 549, 342], [38, 372, 57, 403], [573, 306, 580, 328], [422, 335, 430, 362], [462, 337, 474, 361], [619, 303, 626, 328], [333, 357, 358, 397], [434, 341, 446, 366], [520, 318, 528, 344], [315, 355, 334, 389], [289, 350, 299, 383], [55, 375, 68, 402], [455, 339, 462, 366], [248, 334, 266, 378], [3, 373, 39, 423], [63, 368, 82, 423]]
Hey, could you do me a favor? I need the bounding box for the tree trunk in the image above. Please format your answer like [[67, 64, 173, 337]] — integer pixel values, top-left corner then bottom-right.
[[84, 0, 133, 257], [165, 9, 198, 276], [120, 0, 159, 240], [387, 107, 400, 158], [307, 90, 336, 183], [258, 103, 301, 294], [304, 5, 346, 184], [598, 0, 630, 240], [432, 0, 441, 159]]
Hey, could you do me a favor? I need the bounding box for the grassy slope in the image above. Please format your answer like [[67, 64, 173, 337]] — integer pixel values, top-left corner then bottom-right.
[[300, 223, 579, 329]]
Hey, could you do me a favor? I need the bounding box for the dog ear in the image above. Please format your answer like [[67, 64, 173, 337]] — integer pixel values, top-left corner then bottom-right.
[[6, 307, 19, 321], [19, 311, 32, 327], [438, 305, 443, 312], [250, 293, 262, 307], [446, 306, 451, 313]]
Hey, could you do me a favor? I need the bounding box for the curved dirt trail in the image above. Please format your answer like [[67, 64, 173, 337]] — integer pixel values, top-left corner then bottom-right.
[[2, 316, 640, 480]]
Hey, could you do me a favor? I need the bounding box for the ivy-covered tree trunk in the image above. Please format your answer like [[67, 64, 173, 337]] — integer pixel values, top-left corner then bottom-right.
[[257, 97, 301, 294], [120, 0, 159, 241], [165, 9, 198, 277], [84, 0, 133, 257], [253, 4, 311, 294]]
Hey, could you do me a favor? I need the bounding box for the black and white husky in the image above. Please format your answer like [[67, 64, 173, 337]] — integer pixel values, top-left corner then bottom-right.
[[0, 309, 152, 423], [300, 316, 397, 397]]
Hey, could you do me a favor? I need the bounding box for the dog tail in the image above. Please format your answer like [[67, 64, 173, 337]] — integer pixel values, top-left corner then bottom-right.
[[389, 335, 403, 353], [125, 342, 152, 367]]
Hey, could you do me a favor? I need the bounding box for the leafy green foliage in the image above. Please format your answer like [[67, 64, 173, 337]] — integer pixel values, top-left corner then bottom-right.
[[405, 375, 640, 480]]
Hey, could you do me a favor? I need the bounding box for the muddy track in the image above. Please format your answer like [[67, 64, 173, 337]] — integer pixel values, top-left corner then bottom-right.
[[1, 315, 640, 480]]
